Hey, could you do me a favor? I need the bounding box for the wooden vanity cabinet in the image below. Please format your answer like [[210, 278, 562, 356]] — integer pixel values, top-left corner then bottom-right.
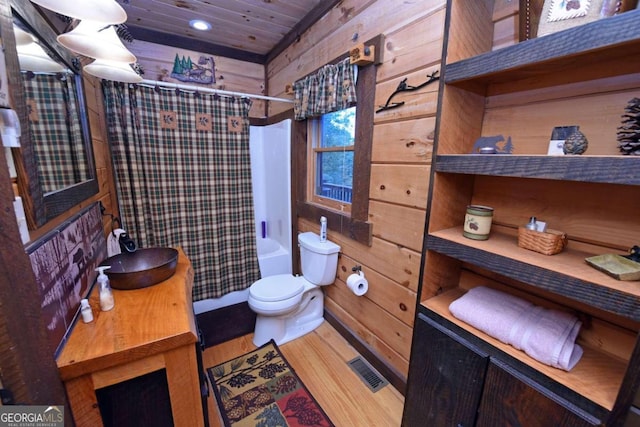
[[403, 1, 640, 426], [56, 248, 206, 427]]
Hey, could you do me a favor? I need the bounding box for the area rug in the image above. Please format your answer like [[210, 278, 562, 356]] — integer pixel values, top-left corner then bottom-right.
[[207, 340, 335, 427]]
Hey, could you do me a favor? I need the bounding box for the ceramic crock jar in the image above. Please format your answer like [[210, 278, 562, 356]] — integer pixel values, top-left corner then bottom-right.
[[463, 205, 494, 240]]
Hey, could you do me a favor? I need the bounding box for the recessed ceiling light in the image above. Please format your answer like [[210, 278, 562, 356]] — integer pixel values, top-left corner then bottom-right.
[[189, 19, 211, 31]]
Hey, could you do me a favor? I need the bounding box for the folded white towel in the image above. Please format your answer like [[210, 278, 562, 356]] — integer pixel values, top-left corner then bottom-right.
[[449, 286, 583, 371], [107, 228, 127, 257]]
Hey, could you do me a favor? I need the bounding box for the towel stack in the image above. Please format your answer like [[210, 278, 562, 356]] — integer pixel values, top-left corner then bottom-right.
[[449, 286, 583, 371]]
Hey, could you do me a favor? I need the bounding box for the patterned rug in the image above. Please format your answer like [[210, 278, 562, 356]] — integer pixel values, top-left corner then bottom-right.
[[207, 340, 335, 427]]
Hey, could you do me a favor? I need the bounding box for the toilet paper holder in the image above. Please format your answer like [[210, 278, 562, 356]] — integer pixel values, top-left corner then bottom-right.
[[347, 265, 368, 296]]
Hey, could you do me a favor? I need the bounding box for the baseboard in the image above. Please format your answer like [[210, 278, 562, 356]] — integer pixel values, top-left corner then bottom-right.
[[196, 302, 256, 348], [324, 309, 407, 396]]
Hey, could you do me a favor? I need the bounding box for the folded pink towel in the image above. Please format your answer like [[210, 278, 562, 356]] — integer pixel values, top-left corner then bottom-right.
[[449, 286, 583, 371]]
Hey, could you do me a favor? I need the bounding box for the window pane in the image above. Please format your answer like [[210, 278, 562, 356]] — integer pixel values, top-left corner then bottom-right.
[[314, 107, 355, 204], [320, 107, 356, 148], [316, 151, 353, 203]]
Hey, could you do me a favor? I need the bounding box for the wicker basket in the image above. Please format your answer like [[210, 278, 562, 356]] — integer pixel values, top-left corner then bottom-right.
[[517, 227, 568, 255]]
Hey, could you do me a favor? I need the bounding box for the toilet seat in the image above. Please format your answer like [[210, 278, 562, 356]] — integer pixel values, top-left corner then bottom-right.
[[250, 274, 305, 301], [248, 275, 308, 314]]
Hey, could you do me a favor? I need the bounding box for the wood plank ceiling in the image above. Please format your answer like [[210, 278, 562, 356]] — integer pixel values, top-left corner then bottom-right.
[[116, 0, 332, 63]]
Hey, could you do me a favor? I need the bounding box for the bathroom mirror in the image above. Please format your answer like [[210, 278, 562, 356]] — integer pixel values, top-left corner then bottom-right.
[[1, 0, 97, 228]]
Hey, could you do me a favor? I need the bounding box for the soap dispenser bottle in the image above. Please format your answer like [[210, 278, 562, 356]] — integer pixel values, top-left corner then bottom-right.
[[80, 299, 93, 323], [96, 266, 115, 311]]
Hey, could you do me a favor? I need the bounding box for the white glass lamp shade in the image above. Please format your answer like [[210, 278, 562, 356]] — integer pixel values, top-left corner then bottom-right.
[[18, 43, 66, 73], [29, 0, 126, 25], [13, 26, 35, 47], [57, 21, 136, 63], [84, 59, 142, 83]]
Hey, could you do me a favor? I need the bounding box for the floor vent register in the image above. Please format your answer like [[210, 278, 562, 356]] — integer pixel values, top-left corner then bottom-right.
[[347, 356, 388, 393]]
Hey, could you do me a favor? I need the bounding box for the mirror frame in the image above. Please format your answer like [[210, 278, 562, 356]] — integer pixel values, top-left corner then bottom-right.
[[0, 0, 98, 228]]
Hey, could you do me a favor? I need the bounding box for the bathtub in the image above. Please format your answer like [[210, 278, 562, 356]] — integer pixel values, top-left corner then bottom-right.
[[256, 237, 291, 277], [193, 237, 291, 314]]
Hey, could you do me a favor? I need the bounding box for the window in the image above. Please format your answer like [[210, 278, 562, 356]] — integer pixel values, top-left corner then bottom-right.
[[308, 106, 356, 213], [294, 62, 376, 246]]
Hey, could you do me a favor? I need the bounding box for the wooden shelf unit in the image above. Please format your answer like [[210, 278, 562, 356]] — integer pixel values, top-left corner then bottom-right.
[[404, 2, 640, 426]]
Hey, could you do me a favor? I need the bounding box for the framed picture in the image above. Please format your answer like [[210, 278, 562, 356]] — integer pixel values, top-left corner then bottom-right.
[[521, 0, 638, 39], [537, 0, 604, 37]]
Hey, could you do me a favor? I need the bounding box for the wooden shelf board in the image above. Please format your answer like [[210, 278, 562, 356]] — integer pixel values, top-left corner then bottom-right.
[[435, 155, 640, 185], [422, 288, 627, 411], [427, 228, 640, 321], [445, 10, 640, 89]]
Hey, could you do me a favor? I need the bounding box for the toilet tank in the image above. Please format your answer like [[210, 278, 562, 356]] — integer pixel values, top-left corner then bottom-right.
[[298, 232, 340, 285]]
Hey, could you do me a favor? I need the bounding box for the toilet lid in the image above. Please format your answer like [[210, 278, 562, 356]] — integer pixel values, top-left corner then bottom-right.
[[250, 275, 304, 302]]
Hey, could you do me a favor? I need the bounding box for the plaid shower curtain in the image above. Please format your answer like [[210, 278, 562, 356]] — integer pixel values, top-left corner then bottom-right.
[[23, 73, 88, 192], [102, 82, 261, 301]]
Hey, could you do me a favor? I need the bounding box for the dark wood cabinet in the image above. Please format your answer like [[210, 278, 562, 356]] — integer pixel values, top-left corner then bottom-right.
[[402, 313, 487, 427], [477, 360, 598, 427], [403, 313, 603, 427]]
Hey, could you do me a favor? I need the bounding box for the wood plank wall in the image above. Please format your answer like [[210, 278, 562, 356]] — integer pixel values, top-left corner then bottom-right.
[[493, 0, 520, 50], [269, 0, 447, 377], [127, 41, 267, 118], [269, 0, 520, 378]]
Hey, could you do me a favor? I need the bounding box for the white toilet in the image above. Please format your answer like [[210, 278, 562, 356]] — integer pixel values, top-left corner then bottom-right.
[[248, 231, 340, 347]]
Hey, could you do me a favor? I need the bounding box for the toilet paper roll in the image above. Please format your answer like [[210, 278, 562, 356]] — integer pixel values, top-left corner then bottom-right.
[[346, 271, 368, 296]]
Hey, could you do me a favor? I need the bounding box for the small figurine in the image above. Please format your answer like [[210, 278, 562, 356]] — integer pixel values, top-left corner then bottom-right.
[[472, 135, 514, 154]]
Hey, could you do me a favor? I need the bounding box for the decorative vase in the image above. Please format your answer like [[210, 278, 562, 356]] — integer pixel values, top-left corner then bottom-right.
[[563, 130, 588, 155]]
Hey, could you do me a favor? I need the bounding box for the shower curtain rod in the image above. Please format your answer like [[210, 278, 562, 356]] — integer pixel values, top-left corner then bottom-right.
[[139, 79, 294, 103]]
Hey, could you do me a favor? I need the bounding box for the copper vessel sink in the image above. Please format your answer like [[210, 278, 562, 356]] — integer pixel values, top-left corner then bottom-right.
[[100, 247, 179, 290]]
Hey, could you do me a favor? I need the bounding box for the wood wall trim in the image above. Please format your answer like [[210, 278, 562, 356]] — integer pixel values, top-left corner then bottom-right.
[[0, 0, 68, 409], [351, 63, 375, 222], [127, 26, 265, 64], [249, 109, 294, 127], [324, 309, 406, 395], [0, 179, 69, 406], [2, 0, 43, 227], [296, 201, 372, 246]]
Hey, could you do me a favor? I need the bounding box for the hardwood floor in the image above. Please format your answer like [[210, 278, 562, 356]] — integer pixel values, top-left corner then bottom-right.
[[202, 322, 405, 426]]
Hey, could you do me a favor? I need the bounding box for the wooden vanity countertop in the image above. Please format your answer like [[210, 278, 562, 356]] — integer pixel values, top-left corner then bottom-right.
[[56, 247, 198, 381]]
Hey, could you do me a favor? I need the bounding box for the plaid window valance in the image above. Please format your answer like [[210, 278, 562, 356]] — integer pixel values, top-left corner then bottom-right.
[[293, 58, 357, 121]]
